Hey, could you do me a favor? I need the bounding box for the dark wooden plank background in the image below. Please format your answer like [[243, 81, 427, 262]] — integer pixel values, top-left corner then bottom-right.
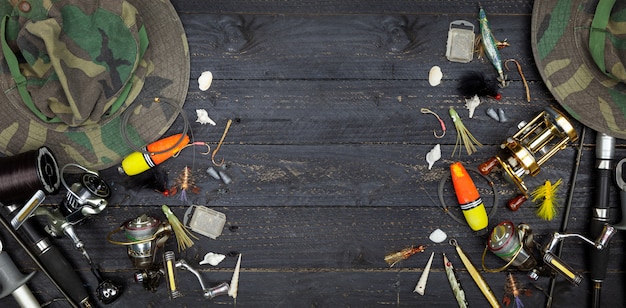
[[1, 0, 625, 307]]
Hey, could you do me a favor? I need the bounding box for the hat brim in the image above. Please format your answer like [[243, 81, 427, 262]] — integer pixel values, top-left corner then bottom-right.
[[0, 0, 190, 170], [532, 0, 626, 139]]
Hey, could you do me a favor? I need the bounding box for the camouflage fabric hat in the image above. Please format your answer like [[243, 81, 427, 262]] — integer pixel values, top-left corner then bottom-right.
[[532, 0, 626, 138], [0, 0, 189, 170]]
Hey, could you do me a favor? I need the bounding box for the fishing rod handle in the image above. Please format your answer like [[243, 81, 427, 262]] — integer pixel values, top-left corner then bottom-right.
[[590, 133, 614, 284]]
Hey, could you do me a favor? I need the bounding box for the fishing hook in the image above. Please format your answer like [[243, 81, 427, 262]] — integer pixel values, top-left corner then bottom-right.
[[173, 142, 211, 158], [505, 59, 530, 102], [420, 108, 446, 138], [212, 119, 233, 166]]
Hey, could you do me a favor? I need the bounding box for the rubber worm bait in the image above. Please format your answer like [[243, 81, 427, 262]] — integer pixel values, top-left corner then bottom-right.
[[450, 239, 501, 308], [444, 253, 469, 308]]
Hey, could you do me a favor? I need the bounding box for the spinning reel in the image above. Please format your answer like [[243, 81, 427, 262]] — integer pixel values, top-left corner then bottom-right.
[[485, 220, 616, 284], [9, 163, 122, 304], [106, 213, 172, 269], [479, 107, 578, 209], [38, 164, 110, 260], [107, 214, 230, 300]]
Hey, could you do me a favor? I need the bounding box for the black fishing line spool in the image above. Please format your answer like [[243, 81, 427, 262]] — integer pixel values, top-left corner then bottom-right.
[[0, 147, 60, 202]]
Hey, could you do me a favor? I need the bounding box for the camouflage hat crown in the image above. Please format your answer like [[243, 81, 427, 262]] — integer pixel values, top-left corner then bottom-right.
[[532, 0, 626, 138], [0, 0, 189, 170]]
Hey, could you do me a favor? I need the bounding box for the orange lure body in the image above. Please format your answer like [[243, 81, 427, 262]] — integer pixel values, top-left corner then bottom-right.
[[450, 162, 489, 233]]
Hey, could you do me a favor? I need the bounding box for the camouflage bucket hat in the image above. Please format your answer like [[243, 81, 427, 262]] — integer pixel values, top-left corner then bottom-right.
[[0, 0, 189, 170], [532, 0, 626, 138]]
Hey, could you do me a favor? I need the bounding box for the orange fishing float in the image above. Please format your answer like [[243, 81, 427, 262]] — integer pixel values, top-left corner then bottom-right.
[[119, 134, 190, 176], [450, 162, 489, 233]]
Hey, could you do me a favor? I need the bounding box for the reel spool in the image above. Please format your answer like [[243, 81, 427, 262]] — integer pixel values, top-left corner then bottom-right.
[[486, 221, 537, 272], [59, 164, 110, 225], [107, 214, 171, 269], [479, 107, 578, 209]]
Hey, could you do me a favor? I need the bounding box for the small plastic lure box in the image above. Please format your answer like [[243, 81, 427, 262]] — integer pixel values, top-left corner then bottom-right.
[[446, 20, 475, 63]]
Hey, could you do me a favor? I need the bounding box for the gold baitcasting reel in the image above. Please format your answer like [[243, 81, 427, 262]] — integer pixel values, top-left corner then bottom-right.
[[479, 106, 578, 210]]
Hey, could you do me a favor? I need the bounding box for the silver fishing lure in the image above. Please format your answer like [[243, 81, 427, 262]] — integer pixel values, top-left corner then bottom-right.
[[414, 252, 435, 295], [444, 253, 469, 308], [479, 6, 507, 87]]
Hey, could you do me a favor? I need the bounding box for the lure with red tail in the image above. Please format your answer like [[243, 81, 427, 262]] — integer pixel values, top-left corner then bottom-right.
[[119, 134, 190, 176], [450, 162, 489, 233]]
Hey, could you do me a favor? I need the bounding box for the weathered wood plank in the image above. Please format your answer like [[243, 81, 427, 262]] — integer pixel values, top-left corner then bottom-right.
[[172, 0, 533, 15], [182, 14, 537, 81], [2, 0, 626, 307], [180, 79, 564, 148], [0, 204, 623, 307]]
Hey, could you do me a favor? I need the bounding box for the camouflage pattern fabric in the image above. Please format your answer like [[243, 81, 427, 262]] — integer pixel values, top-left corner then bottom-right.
[[532, 0, 626, 139], [0, 0, 189, 170]]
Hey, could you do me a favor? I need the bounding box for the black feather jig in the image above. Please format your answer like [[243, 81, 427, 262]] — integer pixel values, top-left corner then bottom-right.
[[457, 71, 501, 100]]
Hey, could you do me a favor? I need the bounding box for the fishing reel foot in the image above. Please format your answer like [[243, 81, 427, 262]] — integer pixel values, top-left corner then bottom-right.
[[96, 279, 123, 304]]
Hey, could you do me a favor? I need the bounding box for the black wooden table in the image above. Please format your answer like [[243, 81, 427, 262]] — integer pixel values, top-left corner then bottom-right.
[[1, 1, 625, 307]]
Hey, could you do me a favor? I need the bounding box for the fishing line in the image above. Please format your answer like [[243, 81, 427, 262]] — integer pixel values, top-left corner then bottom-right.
[[0, 147, 60, 201]]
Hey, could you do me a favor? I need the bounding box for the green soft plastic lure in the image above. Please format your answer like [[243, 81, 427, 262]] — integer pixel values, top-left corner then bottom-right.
[[479, 6, 507, 87]]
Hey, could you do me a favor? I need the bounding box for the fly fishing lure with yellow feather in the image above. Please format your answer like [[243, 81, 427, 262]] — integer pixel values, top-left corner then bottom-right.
[[530, 178, 562, 221], [449, 107, 482, 157], [162, 205, 198, 251]]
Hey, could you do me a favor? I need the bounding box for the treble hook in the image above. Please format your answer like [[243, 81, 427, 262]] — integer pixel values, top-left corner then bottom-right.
[[173, 142, 211, 158], [421, 108, 446, 138]]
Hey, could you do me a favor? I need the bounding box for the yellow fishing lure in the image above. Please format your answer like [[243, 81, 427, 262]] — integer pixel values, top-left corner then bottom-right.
[[530, 179, 562, 221]]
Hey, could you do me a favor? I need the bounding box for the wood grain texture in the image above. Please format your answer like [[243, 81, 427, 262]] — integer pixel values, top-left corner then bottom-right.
[[1, 1, 626, 307]]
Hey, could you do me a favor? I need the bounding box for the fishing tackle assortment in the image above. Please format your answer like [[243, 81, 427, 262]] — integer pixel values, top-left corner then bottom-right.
[[161, 250, 230, 300], [450, 239, 500, 308], [119, 133, 191, 176], [162, 205, 197, 251], [0, 3, 609, 307], [106, 211, 232, 301], [479, 107, 578, 210]]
